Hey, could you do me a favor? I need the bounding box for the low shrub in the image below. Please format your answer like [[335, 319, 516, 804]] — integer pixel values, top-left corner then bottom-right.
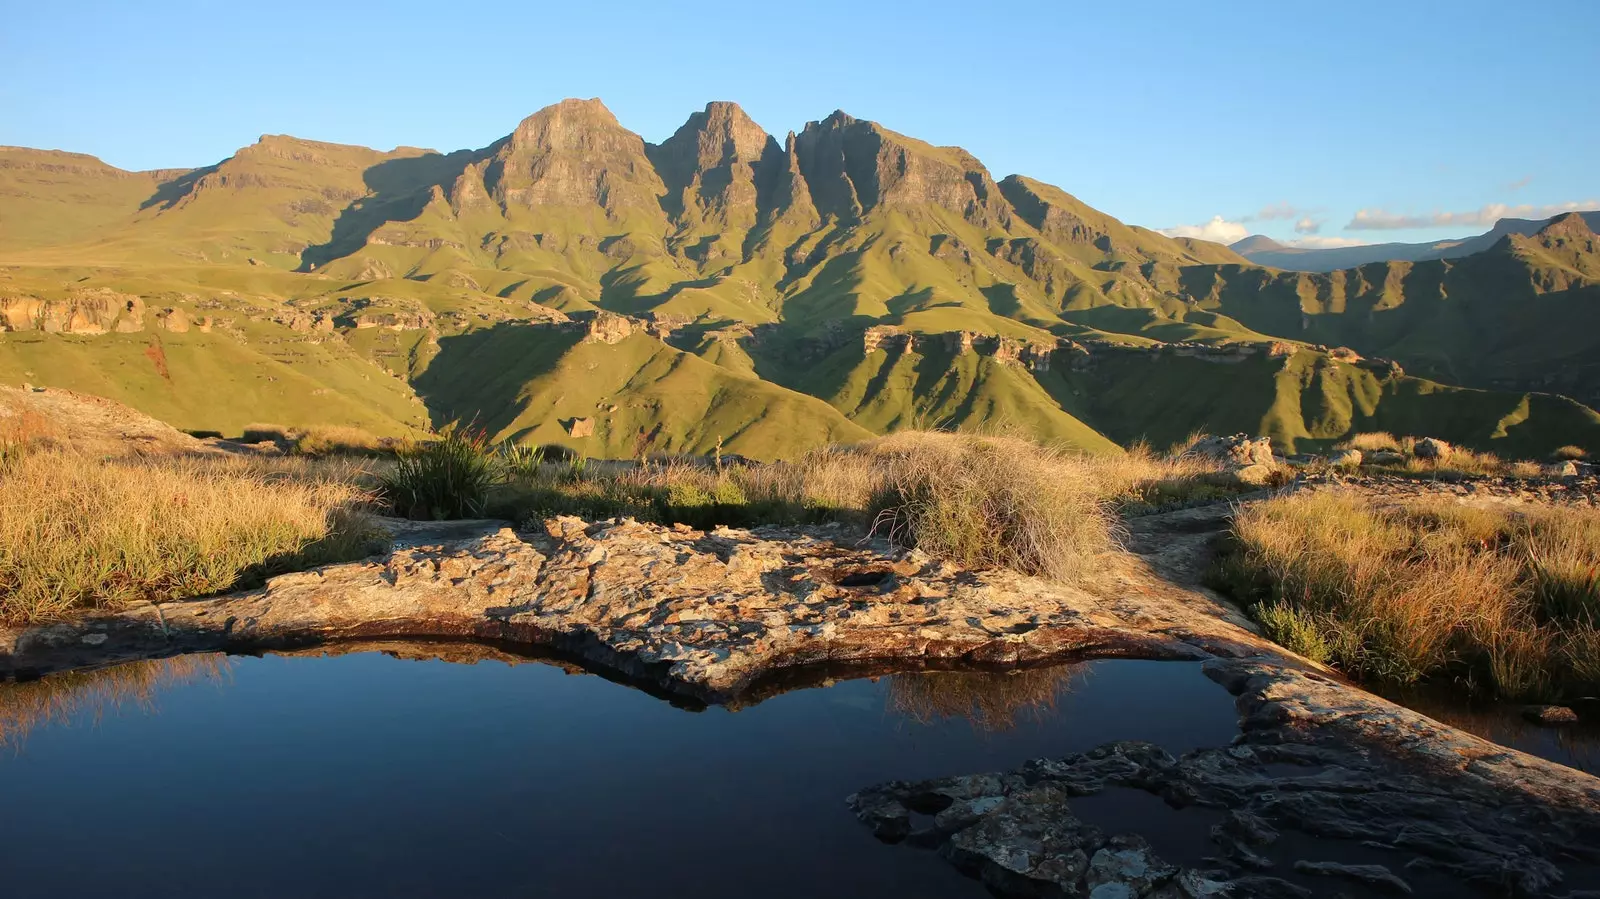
[[1553, 445, 1590, 461], [379, 428, 502, 520], [0, 408, 56, 464]]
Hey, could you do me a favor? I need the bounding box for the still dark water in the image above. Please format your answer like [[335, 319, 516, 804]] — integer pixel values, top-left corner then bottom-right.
[[0, 651, 1242, 899]]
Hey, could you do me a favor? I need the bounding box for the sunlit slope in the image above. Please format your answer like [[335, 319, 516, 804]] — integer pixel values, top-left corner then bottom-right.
[[412, 326, 871, 459], [1048, 349, 1600, 456], [0, 327, 427, 435]]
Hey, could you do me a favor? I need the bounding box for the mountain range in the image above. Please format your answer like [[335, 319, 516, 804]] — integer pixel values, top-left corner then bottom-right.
[[2, 98, 1597, 459], [1230, 212, 1600, 271]]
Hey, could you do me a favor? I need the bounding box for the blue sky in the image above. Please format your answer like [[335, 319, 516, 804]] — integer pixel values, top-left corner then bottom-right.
[[2, 0, 1595, 248]]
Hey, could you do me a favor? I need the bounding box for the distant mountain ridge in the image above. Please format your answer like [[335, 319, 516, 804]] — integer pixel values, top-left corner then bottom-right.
[[1230, 211, 1600, 271], [1, 99, 1597, 459]]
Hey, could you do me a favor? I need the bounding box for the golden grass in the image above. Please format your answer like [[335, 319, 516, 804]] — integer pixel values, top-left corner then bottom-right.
[[1339, 432, 1403, 453], [1221, 490, 1600, 699], [1553, 445, 1590, 461], [863, 432, 1118, 580], [291, 424, 392, 456], [0, 451, 382, 623]]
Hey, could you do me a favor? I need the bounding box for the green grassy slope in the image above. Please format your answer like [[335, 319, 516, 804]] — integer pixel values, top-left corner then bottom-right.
[[779, 340, 1119, 453], [0, 328, 427, 436], [413, 326, 872, 459], [1050, 348, 1600, 456]]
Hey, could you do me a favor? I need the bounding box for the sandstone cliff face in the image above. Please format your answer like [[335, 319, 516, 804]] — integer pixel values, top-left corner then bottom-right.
[[0, 290, 145, 335], [793, 112, 1009, 226], [486, 98, 667, 216], [648, 101, 780, 231], [761, 132, 820, 232]]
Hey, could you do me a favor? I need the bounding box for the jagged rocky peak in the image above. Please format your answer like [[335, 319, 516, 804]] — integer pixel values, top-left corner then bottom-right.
[[656, 101, 772, 172], [649, 101, 781, 227], [487, 98, 665, 213], [793, 111, 1009, 226]]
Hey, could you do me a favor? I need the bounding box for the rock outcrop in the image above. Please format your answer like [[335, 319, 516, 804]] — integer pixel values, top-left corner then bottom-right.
[[4, 502, 1600, 895], [0, 515, 1250, 697], [793, 112, 1011, 227], [0, 290, 145, 334], [3, 505, 1600, 889], [1414, 437, 1452, 460], [1182, 434, 1281, 487]]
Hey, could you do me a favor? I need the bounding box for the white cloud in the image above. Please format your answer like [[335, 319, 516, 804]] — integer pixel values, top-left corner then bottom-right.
[[1252, 202, 1301, 221], [1159, 215, 1249, 244], [1506, 175, 1533, 192], [1347, 200, 1599, 231], [1282, 236, 1371, 249], [1293, 217, 1322, 235]]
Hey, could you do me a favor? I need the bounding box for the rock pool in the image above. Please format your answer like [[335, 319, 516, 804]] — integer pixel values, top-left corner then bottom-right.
[[0, 650, 1238, 898]]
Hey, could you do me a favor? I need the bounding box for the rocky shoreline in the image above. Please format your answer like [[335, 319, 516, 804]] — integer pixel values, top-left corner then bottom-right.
[[4, 503, 1600, 896], [852, 659, 1600, 897]]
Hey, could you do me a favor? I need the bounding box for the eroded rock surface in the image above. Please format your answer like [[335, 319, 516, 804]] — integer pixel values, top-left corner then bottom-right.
[[850, 659, 1600, 898], [0, 514, 1251, 698]]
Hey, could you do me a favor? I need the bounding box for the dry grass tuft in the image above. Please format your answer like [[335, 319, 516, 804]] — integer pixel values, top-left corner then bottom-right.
[[0, 451, 382, 624], [863, 432, 1116, 580], [1220, 491, 1600, 699], [489, 431, 1229, 581], [1339, 432, 1403, 453]]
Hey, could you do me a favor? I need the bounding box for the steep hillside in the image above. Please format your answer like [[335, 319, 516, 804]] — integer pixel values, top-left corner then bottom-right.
[[1, 100, 1596, 458]]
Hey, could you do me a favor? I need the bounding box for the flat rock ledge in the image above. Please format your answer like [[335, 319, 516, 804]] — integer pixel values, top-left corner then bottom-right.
[[0, 515, 1257, 699]]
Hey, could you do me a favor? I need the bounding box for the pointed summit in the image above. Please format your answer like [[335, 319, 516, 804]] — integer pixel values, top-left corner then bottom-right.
[[486, 98, 664, 214], [1536, 210, 1598, 241], [648, 101, 778, 228]]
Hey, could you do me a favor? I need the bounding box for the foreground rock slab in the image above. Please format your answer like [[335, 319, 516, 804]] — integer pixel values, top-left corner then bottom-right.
[[0, 514, 1258, 700]]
